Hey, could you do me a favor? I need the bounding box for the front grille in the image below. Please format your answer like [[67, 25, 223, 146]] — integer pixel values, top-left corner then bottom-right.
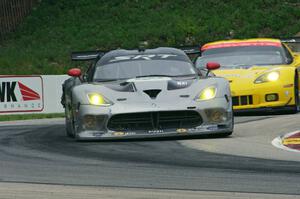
[[232, 95, 253, 106], [107, 111, 202, 131]]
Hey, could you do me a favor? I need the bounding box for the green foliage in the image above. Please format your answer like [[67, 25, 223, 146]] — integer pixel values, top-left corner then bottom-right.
[[0, 0, 300, 74]]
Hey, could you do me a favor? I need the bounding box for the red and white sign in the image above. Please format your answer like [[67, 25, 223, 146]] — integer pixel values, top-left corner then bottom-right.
[[0, 76, 44, 113]]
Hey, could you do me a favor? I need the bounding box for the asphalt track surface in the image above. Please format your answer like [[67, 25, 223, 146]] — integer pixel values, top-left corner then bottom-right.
[[1, 114, 300, 198]]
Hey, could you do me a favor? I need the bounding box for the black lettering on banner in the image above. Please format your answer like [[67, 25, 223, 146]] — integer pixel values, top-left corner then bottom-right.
[[6, 82, 17, 102], [0, 82, 5, 102]]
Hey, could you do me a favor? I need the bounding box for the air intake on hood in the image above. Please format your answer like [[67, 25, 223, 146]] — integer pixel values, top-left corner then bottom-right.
[[144, 89, 161, 99]]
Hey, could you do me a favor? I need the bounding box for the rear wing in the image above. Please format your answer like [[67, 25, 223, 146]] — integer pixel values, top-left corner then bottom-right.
[[179, 45, 201, 55], [71, 46, 202, 62], [178, 45, 201, 61], [71, 50, 107, 61], [281, 37, 300, 52]]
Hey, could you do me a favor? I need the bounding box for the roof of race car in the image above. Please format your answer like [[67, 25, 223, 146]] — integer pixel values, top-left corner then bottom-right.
[[97, 47, 191, 65], [201, 38, 282, 51]]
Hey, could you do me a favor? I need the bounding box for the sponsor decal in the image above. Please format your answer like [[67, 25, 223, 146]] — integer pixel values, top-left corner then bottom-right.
[[0, 76, 43, 113], [207, 125, 219, 131], [92, 132, 105, 137], [176, 81, 188, 87], [113, 132, 125, 136], [125, 132, 136, 136], [188, 125, 219, 133], [202, 41, 281, 51], [109, 54, 177, 62], [148, 129, 164, 134], [176, 128, 188, 134]]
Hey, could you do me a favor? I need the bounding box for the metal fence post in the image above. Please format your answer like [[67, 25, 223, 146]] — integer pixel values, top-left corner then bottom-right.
[[0, 0, 38, 41]]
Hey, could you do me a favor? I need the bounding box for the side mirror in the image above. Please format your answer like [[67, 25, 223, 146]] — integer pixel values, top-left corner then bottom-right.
[[68, 68, 82, 77], [195, 68, 205, 77], [206, 62, 220, 70]]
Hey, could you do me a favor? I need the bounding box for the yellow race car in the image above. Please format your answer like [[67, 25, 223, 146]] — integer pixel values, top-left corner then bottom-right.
[[195, 37, 300, 113]]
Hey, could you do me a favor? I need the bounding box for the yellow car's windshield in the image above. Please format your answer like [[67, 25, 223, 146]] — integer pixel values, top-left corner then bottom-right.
[[196, 46, 287, 69]]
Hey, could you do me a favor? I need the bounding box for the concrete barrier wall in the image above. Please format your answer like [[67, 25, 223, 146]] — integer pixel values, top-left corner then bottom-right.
[[0, 75, 69, 115]]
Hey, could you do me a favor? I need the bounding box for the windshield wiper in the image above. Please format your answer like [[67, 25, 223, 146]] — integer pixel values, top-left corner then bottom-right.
[[94, 78, 127, 82], [135, 74, 196, 78], [135, 74, 173, 78], [174, 74, 197, 77], [95, 74, 196, 82]]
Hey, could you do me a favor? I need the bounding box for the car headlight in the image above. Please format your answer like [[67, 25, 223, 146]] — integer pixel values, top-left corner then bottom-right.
[[254, 71, 280, 84], [196, 86, 217, 101], [87, 93, 112, 106]]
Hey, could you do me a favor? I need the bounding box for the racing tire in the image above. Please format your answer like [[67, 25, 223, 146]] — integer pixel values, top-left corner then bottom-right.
[[224, 106, 234, 137], [222, 131, 233, 137], [218, 107, 234, 137], [65, 106, 75, 138], [221, 126, 234, 137]]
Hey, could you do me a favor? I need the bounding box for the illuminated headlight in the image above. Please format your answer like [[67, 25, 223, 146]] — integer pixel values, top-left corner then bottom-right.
[[254, 71, 280, 84], [87, 93, 112, 106], [196, 86, 217, 101]]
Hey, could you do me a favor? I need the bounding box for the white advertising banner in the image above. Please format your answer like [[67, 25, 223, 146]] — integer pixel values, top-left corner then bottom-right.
[[0, 75, 69, 115], [0, 76, 43, 113], [42, 75, 69, 114]]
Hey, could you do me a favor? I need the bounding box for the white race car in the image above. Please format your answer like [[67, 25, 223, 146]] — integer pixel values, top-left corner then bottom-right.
[[61, 47, 233, 140]]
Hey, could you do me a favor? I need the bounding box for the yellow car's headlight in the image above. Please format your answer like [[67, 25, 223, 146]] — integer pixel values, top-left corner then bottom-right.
[[254, 71, 280, 84], [87, 93, 112, 106], [197, 86, 217, 101]]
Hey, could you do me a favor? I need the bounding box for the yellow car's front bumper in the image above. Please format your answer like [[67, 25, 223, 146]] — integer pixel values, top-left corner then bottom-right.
[[231, 83, 296, 111]]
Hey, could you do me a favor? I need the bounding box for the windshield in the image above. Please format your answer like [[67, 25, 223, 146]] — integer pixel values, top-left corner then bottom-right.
[[196, 46, 286, 69], [93, 60, 196, 81]]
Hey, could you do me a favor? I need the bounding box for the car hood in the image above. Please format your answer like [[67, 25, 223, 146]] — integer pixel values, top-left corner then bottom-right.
[[72, 76, 228, 105], [212, 65, 284, 93]]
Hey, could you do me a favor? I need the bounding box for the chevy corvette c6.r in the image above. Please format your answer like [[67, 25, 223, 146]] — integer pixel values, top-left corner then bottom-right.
[[195, 38, 300, 113], [61, 47, 233, 140]]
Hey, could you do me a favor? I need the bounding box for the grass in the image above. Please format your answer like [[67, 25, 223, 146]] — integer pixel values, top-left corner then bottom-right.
[[0, 113, 65, 121], [0, 0, 300, 75]]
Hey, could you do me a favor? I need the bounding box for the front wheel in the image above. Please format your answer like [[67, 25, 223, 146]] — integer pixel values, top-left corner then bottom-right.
[[222, 131, 233, 137], [220, 107, 234, 137], [65, 105, 75, 138]]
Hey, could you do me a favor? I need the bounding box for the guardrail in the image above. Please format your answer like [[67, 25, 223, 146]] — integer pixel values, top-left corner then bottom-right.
[[0, 0, 38, 41]]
